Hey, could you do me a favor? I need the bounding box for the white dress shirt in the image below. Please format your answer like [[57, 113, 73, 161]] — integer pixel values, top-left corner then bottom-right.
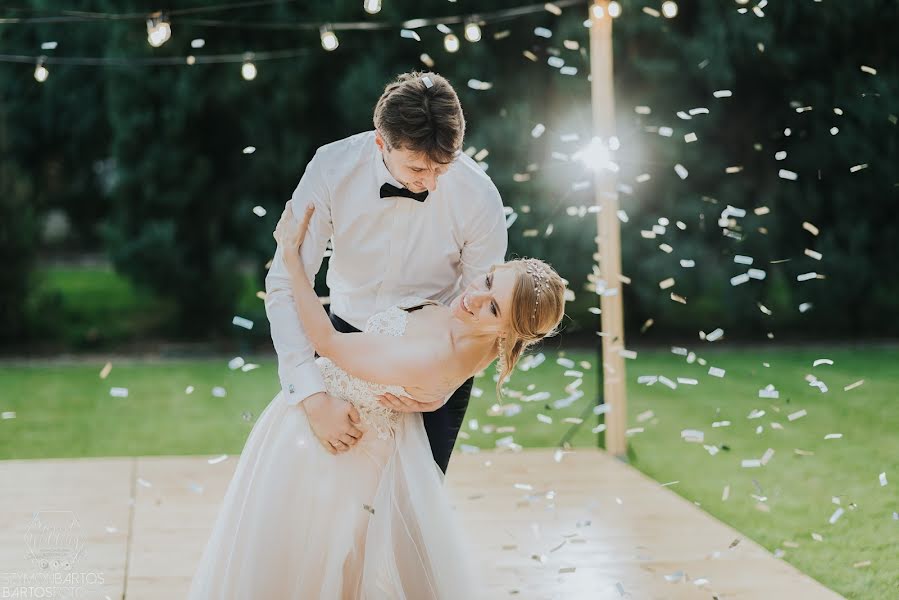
[[265, 130, 508, 406]]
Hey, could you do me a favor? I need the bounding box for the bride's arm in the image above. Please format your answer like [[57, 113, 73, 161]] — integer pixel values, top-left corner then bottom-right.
[[274, 202, 442, 389]]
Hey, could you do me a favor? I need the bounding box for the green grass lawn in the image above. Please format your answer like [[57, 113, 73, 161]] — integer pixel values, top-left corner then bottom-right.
[[1, 346, 896, 598]]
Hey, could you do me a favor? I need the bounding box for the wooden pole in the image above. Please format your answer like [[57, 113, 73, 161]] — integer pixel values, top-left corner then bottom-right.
[[589, 0, 628, 458]]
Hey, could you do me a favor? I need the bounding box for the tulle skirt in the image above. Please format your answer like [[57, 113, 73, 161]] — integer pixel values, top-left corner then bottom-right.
[[187, 391, 480, 599]]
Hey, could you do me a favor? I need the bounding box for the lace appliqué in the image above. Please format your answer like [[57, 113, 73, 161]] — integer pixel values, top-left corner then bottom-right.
[[315, 297, 427, 440]]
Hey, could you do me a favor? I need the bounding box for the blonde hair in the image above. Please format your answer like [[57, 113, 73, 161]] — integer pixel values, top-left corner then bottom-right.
[[494, 258, 567, 400]]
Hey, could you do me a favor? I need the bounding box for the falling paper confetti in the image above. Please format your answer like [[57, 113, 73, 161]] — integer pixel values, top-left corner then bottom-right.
[[232, 316, 254, 330]]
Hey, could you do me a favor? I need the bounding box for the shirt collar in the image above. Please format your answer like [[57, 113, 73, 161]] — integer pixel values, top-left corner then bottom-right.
[[373, 140, 404, 189]]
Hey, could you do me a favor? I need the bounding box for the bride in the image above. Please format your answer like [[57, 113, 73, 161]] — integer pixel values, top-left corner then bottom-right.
[[187, 201, 566, 599]]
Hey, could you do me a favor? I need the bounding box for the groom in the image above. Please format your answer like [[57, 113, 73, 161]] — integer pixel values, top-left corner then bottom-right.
[[265, 72, 507, 473]]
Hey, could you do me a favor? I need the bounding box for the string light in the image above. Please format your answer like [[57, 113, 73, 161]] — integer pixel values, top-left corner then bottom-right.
[[241, 53, 257, 80], [661, 1, 679, 18], [444, 33, 460, 52], [33, 56, 48, 83], [608, 1, 622, 18], [320, 25, 339, 51], [464, 19, 482, 43], [146, 13, 172, 48], [363, 0, 382, 14]]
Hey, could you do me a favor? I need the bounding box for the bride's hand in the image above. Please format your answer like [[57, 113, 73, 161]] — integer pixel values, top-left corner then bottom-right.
[[273, 201, 314, 259]]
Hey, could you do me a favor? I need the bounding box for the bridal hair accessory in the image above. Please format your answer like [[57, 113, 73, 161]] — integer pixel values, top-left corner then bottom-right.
[[524, 259, 551, 321]]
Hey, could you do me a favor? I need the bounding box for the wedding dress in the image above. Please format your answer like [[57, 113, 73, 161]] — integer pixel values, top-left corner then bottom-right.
[[187, 298, 480, 599]]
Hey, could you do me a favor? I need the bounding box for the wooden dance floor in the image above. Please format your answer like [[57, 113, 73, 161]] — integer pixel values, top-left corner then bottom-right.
[[0, 449, 844, 599]]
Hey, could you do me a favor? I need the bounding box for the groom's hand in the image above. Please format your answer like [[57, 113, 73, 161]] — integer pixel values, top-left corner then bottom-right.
[[302, 392, 365, 454]]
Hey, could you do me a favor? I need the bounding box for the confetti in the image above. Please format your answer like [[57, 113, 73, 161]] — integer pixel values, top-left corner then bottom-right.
[[637, 410, 655, 423], [684, 132, 698, 143], [879, 472, 888, 486], [212, 386, 227, 397], [232, 316, 254, 330], [252, 205, 267, 217], [813, 358, 833, 367], [778, 169, 798, 180], [534, 27, 552, 38], [658, 126, 674, 137], [828, 507, 844, 524], [207, 454, 228, 465], [849, 163, 868, 173], [400, 29, 421, 41], [713, 89, 733, 98], [802, 221, 819, 236], [787, 409, 807, 421], [110, 387, 129, 398], [860, 65, 877, 75], [805, 248, 823, 260], [843, 379, 864, 391], [99, 362, 112, 379], [674, 164, 689, 179], [659, 277, 676, 290], [228, 357, 245, 370], [824, 433, 843, 440], [1, 411, 16, 420], [708, 367, 726, 378], [681, 429, 704, 443], [242, 146, 256, 154], [137, 478, 152, 488]]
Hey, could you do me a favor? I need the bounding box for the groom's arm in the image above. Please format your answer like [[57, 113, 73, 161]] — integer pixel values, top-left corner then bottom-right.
[[458, 185, 508, 292], [264, 151, 333, 406]]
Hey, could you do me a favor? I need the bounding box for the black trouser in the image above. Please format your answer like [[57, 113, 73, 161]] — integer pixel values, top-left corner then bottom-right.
[[329, 311, 474, 474]]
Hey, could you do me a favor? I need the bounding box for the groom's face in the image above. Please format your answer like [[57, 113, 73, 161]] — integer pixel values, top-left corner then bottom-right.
[[375, 132, 450, 194]]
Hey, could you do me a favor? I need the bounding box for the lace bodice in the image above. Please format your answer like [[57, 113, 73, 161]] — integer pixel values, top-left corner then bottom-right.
[[314, 297, 430, 440]]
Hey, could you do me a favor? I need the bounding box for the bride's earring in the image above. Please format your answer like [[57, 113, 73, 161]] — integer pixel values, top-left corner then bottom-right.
[[496, 337, 507, 373]]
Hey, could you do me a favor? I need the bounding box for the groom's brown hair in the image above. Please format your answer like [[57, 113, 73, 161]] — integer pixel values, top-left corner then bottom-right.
[[373, 72, 465, 165]]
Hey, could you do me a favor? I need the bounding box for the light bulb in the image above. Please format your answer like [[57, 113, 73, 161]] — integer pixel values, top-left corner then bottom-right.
[[363, 0, 382, 14], [608, 1, 622, 18], [443, 33, 460, 53], [662, 1, 678, 18], [464, 21, 481, 43], [34, 59, 49, 83], [241, 60, 257, 81], [320, 26, 339, 51], [146, 15, 171, 48]]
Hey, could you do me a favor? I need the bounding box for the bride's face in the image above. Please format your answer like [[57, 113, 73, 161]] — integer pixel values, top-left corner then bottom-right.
[[450, 266, 516, 336], [375, 131, 449, 194]]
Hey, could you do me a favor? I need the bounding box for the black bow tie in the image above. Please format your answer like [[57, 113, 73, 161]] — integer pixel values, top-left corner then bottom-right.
[[380, 182, 429, 203]]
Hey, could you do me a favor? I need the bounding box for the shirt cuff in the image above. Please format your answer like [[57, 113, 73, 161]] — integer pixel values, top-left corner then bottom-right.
[[280, 361, 327, 406]]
